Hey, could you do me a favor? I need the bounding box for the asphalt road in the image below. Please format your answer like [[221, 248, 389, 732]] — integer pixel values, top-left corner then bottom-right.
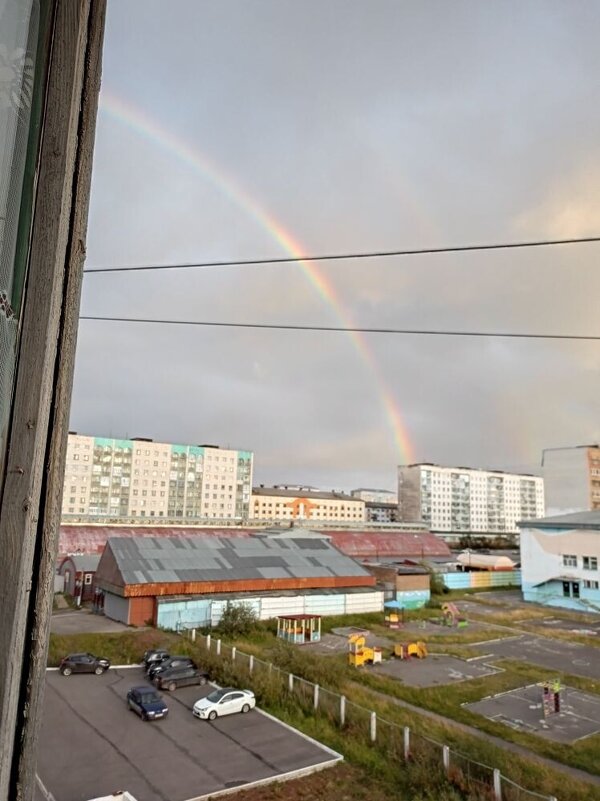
[[38, 668, 339, 801], [50, 610, 131, 635], [478, 634, 600, 680]]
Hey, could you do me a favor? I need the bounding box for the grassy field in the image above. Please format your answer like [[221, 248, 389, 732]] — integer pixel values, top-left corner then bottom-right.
[[48, 628, 600, 801]]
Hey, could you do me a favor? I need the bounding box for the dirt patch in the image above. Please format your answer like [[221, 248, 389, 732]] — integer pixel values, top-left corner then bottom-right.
[[224, 762, 397, 801]]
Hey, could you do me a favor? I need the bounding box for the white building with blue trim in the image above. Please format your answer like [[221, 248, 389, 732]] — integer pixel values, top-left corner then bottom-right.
[[520, 511, 600, 612]]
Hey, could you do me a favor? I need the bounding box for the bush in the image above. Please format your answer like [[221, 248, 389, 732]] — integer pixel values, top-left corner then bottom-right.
[[216, 602, 259, 638]]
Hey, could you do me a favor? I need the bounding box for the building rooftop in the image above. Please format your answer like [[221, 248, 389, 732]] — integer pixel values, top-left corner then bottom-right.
[[62, 554, 101, 572], [98, 535, 372, 587], [252, 486, 361, 501], [519, 510, 600, 530], [402, 463, 539, 478]]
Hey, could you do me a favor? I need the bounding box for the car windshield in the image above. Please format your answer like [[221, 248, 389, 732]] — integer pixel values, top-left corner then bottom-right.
[[206, 689, 228, 703], [140, 692, 160, 704]]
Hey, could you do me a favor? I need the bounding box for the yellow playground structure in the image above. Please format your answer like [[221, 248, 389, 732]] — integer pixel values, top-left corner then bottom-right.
[[441, 602, 468, 628], [347, 633, 383, 667], [394, 641, 428, 660]]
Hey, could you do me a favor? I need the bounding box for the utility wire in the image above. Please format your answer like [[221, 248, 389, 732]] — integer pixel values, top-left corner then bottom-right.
[[80, 315, 600, 342], [83, 235, 600, 274]]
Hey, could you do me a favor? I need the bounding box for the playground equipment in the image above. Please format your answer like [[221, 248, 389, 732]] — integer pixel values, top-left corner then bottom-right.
[[348, 634, 383, 667], [394, 641, 428, 660], [542, 679, 562, 718], [442, 602, 468, 628], [384, 600, 404, 629], [276, 614, 321, 644]]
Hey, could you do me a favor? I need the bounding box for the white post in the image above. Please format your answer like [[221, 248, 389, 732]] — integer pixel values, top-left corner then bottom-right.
[[268, 662, 273, 675], [288, 673, 294, 692], [493, 769, 502, 801], [340, 695, 346, 726], [206, 633, 211, 650], [191, 628, 196, 643], [231, 646, 236, 661], [249, 655, 254, 673], [442, 745, 450, 775], [216, 638, 221, 656], [370, 711, 377, 742], [313, 684, 319, 710], [403, 726, 410, 760]]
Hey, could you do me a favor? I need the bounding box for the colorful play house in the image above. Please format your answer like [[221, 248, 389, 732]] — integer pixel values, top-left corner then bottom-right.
[[276, 614, 322, 644]]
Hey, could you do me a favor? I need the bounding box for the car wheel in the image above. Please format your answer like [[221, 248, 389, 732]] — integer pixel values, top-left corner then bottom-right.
[[208, 710, 217, 721], [142, 712, 148, 722], [61, 666, 72, 676], [168, 682, 177, 692], [241, 703, 250, 714], [198, 677, 207, 686], [94, 666, 104, 675]]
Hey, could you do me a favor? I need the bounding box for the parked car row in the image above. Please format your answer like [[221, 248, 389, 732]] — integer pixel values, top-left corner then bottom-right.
[[58, 648, 256, 724]]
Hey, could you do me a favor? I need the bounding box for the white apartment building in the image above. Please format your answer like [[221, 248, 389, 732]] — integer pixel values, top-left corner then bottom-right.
[[62, 434, 253, 521], [351, 488, 398, 523], [542, 445, 600, 516], [398, 463, 544, 534]]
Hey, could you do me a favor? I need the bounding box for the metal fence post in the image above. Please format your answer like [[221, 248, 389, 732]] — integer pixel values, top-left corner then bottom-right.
[[191, 628, 196, 643], [268, 662, 273, 675], [403, 726, 410, 760], [340, 695, 346, 726], [206, 633, 211, 650], [442, 745, 450, 775], [313, 684, 319, 710], [288, 673, 294, 692], [493, 769, 502, 801], [231, 646, 236, 662], [249, 655, 254, 673], [370, 712, 377, 742], [216, 639, 221, 656]]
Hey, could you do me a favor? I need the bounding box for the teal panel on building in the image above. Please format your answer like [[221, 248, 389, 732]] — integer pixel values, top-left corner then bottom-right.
[[156, 598, 212, 630], [396, 589, 430, 609]]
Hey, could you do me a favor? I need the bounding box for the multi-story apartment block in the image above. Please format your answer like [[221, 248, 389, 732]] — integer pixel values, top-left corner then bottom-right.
[[250, 485, 366, 523], [542, 445, 600, 516], [351, 488, 398, 523], [397, 463, 544, 534], [62, 433, 253, 521]]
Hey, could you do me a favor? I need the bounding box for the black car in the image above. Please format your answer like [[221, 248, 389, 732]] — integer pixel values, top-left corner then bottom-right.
[[143, 648, 170, 671], [59, 653, 110, 676], [126, 685, 168, 721], [154, 664, 209, 691], [147, 656, 196, 680]]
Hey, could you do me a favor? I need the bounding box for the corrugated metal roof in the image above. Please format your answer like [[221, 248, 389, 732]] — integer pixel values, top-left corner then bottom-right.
[[60, 525, 449, 559], [519, 510, 600, 529], [104, 535, 371, 587]]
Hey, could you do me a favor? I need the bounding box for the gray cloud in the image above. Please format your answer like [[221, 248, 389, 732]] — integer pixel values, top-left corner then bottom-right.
[[73, 0, 600, 490]]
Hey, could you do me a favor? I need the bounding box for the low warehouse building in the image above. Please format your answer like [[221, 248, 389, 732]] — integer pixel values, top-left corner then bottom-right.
[[95, 531, 380, 627], [363, 563, 431, 609], [57, 554, 101, 603]]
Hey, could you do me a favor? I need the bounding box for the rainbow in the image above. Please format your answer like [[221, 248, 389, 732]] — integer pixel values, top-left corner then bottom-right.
[[96, 90, 416, 464]]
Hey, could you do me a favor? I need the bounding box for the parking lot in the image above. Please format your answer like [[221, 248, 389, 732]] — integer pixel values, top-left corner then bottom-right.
[[37, 668, 340, 801]]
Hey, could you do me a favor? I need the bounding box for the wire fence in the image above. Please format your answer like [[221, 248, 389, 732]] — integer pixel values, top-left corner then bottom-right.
[[181, 629, 558, 801]]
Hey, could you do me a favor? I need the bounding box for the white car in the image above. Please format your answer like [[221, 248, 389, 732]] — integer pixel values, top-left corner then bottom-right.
[[193, 687, 256, 720]]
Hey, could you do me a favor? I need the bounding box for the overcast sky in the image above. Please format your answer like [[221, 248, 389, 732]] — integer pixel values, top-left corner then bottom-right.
[[74, 0, 600, 491]]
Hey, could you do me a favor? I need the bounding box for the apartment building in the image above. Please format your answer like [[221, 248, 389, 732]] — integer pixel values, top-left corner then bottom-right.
[[62, 434, 253, 521], [351, 488, 398, 523], [397, 463, 544, 534], [250, 485, 366, 523], [542, 445, 600, 516]]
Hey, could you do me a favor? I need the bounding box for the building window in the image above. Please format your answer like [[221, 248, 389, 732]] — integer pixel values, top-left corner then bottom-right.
[[583, 556, 598, 571], [84, 574, 92, 585], [583, 580, 599, 590], [563, 554, 577, 567]]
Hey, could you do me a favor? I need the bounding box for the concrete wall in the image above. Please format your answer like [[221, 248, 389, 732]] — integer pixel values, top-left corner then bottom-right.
[[442, 570, 522, 590], [155, 590, 384, 630]]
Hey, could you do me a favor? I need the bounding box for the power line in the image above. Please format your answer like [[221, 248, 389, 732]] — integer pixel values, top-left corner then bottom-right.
[[83, 235, 600, 274], [80, 315, 600, 342]]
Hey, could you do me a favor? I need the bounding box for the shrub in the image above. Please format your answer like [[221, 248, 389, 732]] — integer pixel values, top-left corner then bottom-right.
[[216, 602, 259, 638]]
